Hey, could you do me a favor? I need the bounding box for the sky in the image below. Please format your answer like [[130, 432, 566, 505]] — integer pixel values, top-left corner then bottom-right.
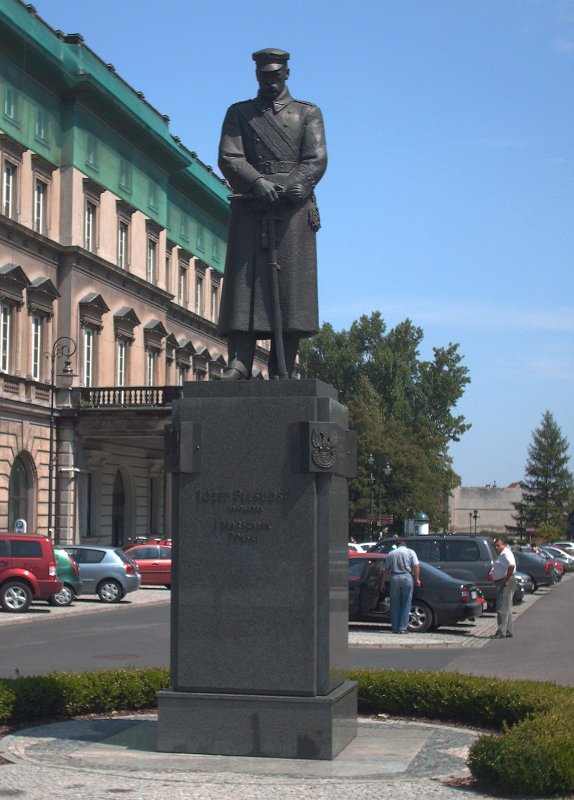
[[31, 0, 574, 488]]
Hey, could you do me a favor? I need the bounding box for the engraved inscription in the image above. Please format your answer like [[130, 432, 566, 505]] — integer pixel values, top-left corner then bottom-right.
[[196, 488, 290, 544]]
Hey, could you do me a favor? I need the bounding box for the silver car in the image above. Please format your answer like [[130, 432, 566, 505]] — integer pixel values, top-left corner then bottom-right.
[[62, 546, 141, 602]]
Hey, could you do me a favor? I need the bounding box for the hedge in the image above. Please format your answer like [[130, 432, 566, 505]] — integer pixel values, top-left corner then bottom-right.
[[1, 667, 573, 796]]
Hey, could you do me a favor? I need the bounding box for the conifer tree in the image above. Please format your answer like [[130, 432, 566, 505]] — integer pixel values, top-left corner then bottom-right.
[[513, 411, 573, 534]]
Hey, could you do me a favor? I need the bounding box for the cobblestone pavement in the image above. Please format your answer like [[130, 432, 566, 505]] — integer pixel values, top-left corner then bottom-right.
[[0, 715, 533, 800]]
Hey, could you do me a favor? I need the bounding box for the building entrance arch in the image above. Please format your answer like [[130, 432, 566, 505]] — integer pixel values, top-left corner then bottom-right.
[[8, 453, 36, 531]]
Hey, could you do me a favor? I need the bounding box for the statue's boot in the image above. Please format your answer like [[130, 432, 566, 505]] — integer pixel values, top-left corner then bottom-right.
[[217, 357, 249, 381]]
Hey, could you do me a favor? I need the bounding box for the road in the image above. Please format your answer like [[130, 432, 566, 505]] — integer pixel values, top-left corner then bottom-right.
[[1, 575, 572, 685]]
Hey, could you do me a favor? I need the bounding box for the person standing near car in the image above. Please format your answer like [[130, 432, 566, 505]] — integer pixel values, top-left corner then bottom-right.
[[491, 538, 517, 639], [382, 540, 421, 633]]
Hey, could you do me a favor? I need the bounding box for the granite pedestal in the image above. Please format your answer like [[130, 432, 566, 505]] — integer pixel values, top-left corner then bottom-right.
[[157, 379, 357, 759]]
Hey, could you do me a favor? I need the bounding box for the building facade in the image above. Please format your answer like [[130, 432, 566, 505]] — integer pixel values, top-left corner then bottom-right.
[[0, 1, 261, 544], [448, 484, 523, 535]]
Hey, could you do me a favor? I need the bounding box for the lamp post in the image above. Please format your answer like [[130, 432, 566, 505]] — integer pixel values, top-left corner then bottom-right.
[[46, 336, 76, 541], [367, 453, 392, 536], [468, 512, 473, 534], [472, 509, 480, 535]]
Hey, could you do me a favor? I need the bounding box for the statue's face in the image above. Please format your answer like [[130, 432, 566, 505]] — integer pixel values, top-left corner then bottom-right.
[[256, 66, 289, 99]]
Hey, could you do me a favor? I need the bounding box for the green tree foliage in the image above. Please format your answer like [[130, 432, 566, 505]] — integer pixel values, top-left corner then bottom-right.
[[513, 411, 573, 534], [299, 312, 470, 531]]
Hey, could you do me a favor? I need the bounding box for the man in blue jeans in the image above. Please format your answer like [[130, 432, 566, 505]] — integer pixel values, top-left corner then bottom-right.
[[382, 540, 421, 633]]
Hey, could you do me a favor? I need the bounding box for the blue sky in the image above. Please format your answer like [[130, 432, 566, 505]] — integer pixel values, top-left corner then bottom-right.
[[33, 0, 574, 488]]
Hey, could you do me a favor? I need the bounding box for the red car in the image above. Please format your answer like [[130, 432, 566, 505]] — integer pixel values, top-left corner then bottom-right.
[[0, 533, 61, 612], [124, 541, 172, 587]]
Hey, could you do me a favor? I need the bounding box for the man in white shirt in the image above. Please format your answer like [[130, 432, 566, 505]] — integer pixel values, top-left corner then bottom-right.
[[491, 538, 517, 639]]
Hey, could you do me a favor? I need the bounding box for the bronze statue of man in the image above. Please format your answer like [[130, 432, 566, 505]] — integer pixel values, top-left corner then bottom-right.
[[217, 48, 327, 379]]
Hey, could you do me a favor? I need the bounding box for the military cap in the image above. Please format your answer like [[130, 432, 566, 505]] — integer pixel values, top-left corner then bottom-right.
[[252, 48, 290, 72]]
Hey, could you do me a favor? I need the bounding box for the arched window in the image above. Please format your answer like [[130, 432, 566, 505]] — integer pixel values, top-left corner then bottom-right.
[[8, 455, 32, 530]]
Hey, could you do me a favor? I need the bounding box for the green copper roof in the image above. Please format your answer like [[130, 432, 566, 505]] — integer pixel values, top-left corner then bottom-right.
[[0, 0, 229, 212]]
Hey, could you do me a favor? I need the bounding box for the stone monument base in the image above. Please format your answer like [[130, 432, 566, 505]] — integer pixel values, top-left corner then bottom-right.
[[157, 680, 357, 760]]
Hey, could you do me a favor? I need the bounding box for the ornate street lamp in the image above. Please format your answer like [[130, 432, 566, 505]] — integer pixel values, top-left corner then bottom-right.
[[472, 509, 480, 535], [45, 336, 76, 540]]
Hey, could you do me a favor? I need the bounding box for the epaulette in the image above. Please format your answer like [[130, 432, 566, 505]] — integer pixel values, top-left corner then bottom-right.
[[293, 99, 317, 108]]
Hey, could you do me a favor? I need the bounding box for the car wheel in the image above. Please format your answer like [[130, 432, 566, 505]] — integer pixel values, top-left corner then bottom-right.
[[48, 584, 74, 607], [0, 581, 32, 613], [97, 579, 124, 603], [408, 601, 433, 633], [528, 576, 538, 592]]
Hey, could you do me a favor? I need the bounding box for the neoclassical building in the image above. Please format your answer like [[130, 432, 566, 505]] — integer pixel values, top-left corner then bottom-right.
[[0, 1, 265, 544]]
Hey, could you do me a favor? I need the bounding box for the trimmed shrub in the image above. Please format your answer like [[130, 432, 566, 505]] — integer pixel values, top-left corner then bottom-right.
[[0, 668, 169, 724], [0, 681, 16, 723]]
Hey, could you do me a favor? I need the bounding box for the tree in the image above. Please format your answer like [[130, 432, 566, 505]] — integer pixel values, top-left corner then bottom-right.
[[299, 312, 470, 531], [513, 411, 573, 534]]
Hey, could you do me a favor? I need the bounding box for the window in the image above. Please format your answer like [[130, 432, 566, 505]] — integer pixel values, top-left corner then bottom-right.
[[11, 540, 42, 558], [84, 200, 96, 251], [147, 238, 157, 283], [34, 178, 47, 233], [3, 160, 15, 218], [86, 134, 98, 169], [117, 341, 126, 386], [0, 303, 10, 372], [3, 87, 16, 121], [196, 225, 205, 252], [148, 181, 158, 211], [31, 316, 42, 381], [8, 456, 30, 530], [165, 252, 171, 293], [119, 159, 132, 193], [118, 220, 128, 268], [180, 214, 188, 242], [83, 327, 94, 387], [35, 109, 47, 141], [145, 350, 155, 387], [210, 282, 219, 322], [177, 364, 188, 386], [195, 273, 204, 316], [178, 264, 187, 305], [117, 339, 126, 386]]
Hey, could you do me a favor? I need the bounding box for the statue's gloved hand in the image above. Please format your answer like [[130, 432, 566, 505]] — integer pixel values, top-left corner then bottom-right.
[[252, 177, 280, 205], [282, 184, 308, 203]]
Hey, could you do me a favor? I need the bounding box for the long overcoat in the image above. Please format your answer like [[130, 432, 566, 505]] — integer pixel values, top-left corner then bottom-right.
[[217, 89, 327, 338]]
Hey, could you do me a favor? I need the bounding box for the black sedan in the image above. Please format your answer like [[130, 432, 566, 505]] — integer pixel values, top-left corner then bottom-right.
[[348, 553, 483, 632]]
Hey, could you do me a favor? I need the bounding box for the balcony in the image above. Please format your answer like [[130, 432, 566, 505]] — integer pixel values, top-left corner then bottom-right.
[[78, 386, 183, 408]]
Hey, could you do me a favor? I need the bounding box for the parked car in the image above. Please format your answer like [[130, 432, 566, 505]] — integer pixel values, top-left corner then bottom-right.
[[368, 534, 520, 611], [540, 546, 574, 572], [0, 533, 61, 612], [48, 548, 83, 607], [552, 541, 574, 554], [62, 546, 140, 602], [348, 553, 483, 632], [123, 541, 172, 587], [512, 549, 555, 590], [515, 571, 535, 595]]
